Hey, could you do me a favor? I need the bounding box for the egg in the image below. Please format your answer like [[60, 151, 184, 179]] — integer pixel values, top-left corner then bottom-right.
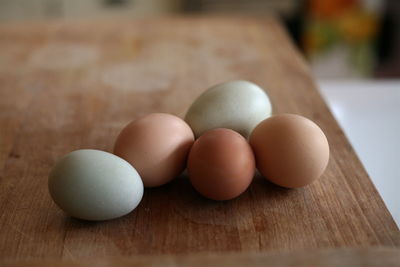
[[48, 149, 143, 221], [114, 113, 194, 187], [249, 114, 329, 188], [187, 128, 255, 200], [184, 80, 272, 139]]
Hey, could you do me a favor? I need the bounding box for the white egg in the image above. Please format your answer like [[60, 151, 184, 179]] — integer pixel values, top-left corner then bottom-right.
[[185, 80, 272, 138], [48, 149, 143, 221]]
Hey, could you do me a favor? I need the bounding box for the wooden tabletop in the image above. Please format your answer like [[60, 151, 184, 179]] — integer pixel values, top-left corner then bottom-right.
[[2, 248, 400, 267], [0, 17, 398, 261]]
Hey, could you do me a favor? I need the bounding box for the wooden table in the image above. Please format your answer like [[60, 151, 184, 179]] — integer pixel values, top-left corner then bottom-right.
[[0, 17, 399, 265]]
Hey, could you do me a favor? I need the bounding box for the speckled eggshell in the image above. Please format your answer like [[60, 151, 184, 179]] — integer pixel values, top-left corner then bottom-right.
[[48, 149, 143, 221], [114, 113, 194, 187], [187, 128, 255, 201], [184, 80, 272, 138], [249, 114, 330, 188]]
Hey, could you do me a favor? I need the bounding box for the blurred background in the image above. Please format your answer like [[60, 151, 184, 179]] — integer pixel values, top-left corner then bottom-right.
[[0, 0, 399, 224], [0, 0, 399, 78]]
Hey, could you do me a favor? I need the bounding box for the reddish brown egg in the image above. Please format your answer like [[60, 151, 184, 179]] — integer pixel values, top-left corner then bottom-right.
[[249, 114, 329, 188], [187, 128, 255, 200], [114, 113, 194, 187]]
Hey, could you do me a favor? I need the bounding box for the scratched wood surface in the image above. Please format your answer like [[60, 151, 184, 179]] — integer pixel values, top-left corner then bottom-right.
[[0, 17, 398, 260], [2, 248, 400, 267]]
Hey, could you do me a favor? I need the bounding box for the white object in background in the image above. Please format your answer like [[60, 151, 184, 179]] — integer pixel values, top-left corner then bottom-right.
[[318, 79, 400, 227]]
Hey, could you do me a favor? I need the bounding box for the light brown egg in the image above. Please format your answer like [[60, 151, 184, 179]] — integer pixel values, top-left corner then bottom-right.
[[249, 114, 329, 188], [114, 113, 194, 187], [187, 128, 255, 201]]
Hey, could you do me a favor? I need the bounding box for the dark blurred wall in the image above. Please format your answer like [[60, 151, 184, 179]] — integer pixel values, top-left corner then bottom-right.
[[375, 0, 400, 77]]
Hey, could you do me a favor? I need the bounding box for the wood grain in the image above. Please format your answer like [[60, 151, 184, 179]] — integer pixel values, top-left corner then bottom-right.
[[0, 17, 398, 260], [2, 248, 400, 267]]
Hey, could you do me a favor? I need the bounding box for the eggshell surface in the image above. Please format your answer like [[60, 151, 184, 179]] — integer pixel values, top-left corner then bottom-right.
[[184, 80, 272, 138], [48, 149, 143, 221], [187, 128, 255, 200], [249, 114, 329, 188], [114, 113, 194, 187]]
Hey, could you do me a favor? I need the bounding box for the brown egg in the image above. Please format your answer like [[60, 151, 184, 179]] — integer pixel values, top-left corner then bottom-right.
[[249, 114, 329, 188], [187, 128, 255, 201], [114, 113, 194, 187]]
